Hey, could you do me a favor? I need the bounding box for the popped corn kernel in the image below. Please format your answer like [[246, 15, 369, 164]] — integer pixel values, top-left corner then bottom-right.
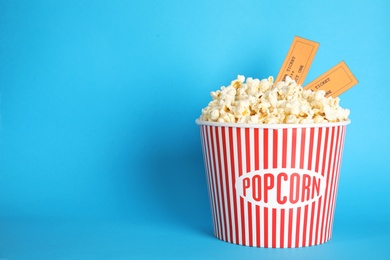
[[199, 75, 350, 124]]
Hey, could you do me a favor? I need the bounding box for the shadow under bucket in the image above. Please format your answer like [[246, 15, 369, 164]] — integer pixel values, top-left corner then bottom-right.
[[196, 119, 350, 248]]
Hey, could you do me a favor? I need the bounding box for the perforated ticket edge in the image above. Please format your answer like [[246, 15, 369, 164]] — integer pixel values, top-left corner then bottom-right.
[[303, 61, 358, 97], [275, 36, 320, 85]]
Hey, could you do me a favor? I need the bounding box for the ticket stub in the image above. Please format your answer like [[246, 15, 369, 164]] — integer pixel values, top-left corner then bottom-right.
[[275, 36, 319, 85], [304, 61, 358, 97]]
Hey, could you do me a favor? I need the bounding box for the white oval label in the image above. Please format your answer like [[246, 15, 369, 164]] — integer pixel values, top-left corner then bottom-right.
[[235, 168, 326, 209]]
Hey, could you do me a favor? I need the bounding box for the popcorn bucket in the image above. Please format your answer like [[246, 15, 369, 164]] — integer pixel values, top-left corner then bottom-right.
[[196, 119, 349, 248]]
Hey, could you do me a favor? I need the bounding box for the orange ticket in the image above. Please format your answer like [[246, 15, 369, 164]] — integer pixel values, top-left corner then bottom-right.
[[275, 36, 319, 85], [304, 61, 358, 97]]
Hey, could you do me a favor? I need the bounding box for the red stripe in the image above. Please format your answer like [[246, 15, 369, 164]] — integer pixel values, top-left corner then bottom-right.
[[245, 128, 251, 172], [236, 128, 246, 245], [228, 127, 239, 244], [272, 208, 277, 248], [300, 128, 308, 247], [222, 127, 233, 243], [263, 129, 269, 247], [273, 129, 278, 168], [206, 126, 218, 236], [279, 128, 288, 248], [318, 128, 330, 243], [300, 128, 306, 169], [264, 207, 269, 247], [237, 128, 243, 177], [291, 128, 297, 168], [307, 128, 318, 246], [314, 128, 323, 245], [308, 128, 315, 170], [254, 128, 259, 170], [264, 129, 269, 169], [324, 126, 339, 240], [248, 203, 253, 246], [302, 205, 309, 247], [239, 197, 246, 245], [320, 127, 334, 243], [282, 129, 287, 168], [255, 129, 261, 247], [314, 197, 323, 245], [215, 127, 228, 241], [256, 205, 261, 247], [295, 207, 301, 247], [280, 209, 285, 248], [202, 126, 215, 235], [327, 126, 345, 239], [271, 130, 278, 247], [315, 128, 323, 173], [327, 126, 339, 240], [309, 201, 316, 246], [321, 127, 330, 177], [288, 208, 293, 248], [208, 126, 220, 238], [290, 128, 298, 248], [245, 128, 253, 246], [328, 126, 343, 237]]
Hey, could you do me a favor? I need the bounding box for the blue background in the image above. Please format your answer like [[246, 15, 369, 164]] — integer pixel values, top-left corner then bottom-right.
[[1, 0, 389, 259]]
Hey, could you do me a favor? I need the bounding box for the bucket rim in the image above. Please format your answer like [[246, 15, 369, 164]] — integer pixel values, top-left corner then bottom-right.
[[195, 119, 351, 129]]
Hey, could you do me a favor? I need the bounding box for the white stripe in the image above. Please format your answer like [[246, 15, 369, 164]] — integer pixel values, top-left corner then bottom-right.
[[203, 127, 215, 236], [223, 127, 234, 243], [323, 127, 336, 243], [328, 126, 346, 239], [259, 129, 265, 247], [268, 129, 273, 169], [251, 204, 256, 246], [278, 129, 284, 168], [319, 126, 332, 243], [286, 128, 292, 168], [311, 127, 319, 171], [328, 128, 340, 238], [303, 131, 312, 245], [217, 127, 225, 240], [295, 128, 305, 247], [241, 128, 249, 246], [268, 129, 277, 246], [218, 126, 228, 241], [285, 128, 293, 247], [315, 127, 326, 244], [309, 127, 319, 246], [295, 128, 302, 169], [303, 128, 310, 170], [211, 126, 223, 239], [291, 208, 297, 247], [232, 128, 242, 245], [259, 129, 265, 171], [275, 208, 281, 248], [249, 128, 256, 246], [318, 126, 326, 174], [282, 129, 290, 247], [268, 207, 273, 247], [326, 127, 340, 241], [201, 127, 213, 234], [282, 209, 288, 247], [249, 128, 255, 171], [207, 126, 219, 237], [306, 205, 312, 246], [298, 208, 305, 247], [275, 129, 284, 248], [216, 127, 226, 241]]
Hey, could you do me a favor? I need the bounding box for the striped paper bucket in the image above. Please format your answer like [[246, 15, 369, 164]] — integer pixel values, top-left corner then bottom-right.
[[196, 119, 349, 248]]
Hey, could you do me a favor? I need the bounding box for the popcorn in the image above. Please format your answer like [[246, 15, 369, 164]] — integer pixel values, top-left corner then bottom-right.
[[200, 75, 350, 124]]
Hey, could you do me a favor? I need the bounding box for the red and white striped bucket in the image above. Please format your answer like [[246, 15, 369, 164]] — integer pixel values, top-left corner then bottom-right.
[[196, 119, 349, 248]]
